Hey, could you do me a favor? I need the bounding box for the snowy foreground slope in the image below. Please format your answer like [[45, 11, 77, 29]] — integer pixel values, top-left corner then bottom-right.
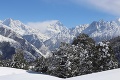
[[0, 67, 61, 80], [0, 67, 120, 80]]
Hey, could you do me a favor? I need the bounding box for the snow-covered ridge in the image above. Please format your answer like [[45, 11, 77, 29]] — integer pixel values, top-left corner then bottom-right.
[[81, 19, 120, 41], [2, 18, 40, 36], [0, 35, 17, 43]]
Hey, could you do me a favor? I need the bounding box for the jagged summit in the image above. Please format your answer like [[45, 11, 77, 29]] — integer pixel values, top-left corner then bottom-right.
[[1, 18, 36, 35], [1, 18, 120, 41], [2, 18, 13, 26]]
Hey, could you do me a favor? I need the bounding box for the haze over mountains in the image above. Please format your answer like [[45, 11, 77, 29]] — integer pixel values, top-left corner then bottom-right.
[[0, 18, 120, 60]]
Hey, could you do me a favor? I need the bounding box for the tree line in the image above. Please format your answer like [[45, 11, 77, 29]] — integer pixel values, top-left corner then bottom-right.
[[0, 33, 119, 78]]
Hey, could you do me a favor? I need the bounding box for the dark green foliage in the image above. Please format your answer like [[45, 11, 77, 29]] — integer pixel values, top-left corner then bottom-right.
[[0, 49, 29, 70], [109, 36, 120, 66], [49, 34, 95, 78], [11, 49, 28, 69], [49, 34, 118, 78], [31, 57, 49, 73], [93, 42, 118, 72], [50, 43, 74, 78], [0, 59, 12, 67], [72, 34, 96, 74], [72, 33, 95, 46]]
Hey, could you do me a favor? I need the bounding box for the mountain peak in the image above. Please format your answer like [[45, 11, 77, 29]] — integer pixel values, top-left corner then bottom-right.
[[98, 19, 105, 23], [45, 20, 63, 27], [53, 20, 61, 24], [4, 18, 13, 22], [2, 18, 14, 26]]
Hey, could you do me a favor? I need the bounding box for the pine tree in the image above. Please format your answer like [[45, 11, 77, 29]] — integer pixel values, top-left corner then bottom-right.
[[93, 42, 118, 72], [50, 42, 72, 78], [72, 33, 95, 46], [32, 56, 49, 73], [0, 54, 3, 66], [72, 33, 96, 74], [11, 49, 28, 69], [49, 34, 95, 78]]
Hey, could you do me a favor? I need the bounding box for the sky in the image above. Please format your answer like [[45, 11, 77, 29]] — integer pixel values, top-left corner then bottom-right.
[[0, 0, 120, 28]]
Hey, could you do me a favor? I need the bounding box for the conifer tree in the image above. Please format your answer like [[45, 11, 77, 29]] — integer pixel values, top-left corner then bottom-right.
[[32, 56, 49, 73], [11, 49, 28, 69], [93, 42, 118, 72], [72, 33, 96, 74]]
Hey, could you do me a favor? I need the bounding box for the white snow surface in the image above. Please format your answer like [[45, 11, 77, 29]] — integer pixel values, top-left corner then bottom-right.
[[0, 67, 61, 80], [0, 67, 120, 80], [0, 35, 17, 43], [67, 69, 120, 80], [0, 67, 26, 76]]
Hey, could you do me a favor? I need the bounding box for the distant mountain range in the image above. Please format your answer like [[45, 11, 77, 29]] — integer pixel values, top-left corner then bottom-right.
[[0, 18, 120, 60]]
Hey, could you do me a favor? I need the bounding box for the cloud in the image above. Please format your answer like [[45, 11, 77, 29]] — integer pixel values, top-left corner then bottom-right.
[[27, 20, 58, 33], [73, 0, 120, 16]]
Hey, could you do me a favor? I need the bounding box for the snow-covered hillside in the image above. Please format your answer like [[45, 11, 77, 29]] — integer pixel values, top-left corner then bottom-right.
[[67, 68, 120, 80], [0, 67, 61, 80], [0, 67, 119, 80]]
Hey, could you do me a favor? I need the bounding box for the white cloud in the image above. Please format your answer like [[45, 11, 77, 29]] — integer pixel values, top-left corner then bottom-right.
[[27, 20, 58, 33], [73, 0, 120, 16]]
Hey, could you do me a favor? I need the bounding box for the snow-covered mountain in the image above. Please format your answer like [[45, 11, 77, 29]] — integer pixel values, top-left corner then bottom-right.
[[1, 18, 120, 59], [2, 18, 49, 41], [0, 20, 50, 60], [70, 24, 89, 36], [40, 20, 65, 36], [44, 18, 120, 50], [2, 18, 32, 35], [82, 19, 120, 42]]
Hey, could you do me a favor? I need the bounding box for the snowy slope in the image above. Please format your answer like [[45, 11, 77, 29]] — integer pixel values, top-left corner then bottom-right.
[[0, 67, 26, 76], [67, 69, 120, 80], [0, 67, 61, 80], [0, 67, 120, 80], [0, 35, 17, 43]]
